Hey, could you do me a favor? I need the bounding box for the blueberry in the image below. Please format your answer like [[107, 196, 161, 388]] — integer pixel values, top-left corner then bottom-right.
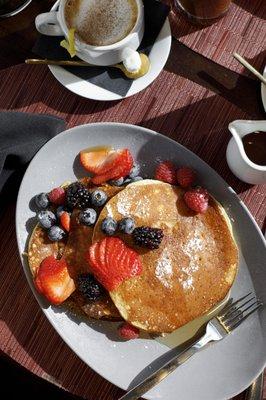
[[56, 206, 66, 218], [79, 208, 97, 226], [129, 164, 140, 179], [118, 217, 135, 234], [101, 217, 117, 236], [37, 210, 56, 229], [90, 189, 108, 207], [109, 177, 124, 186], [48, 226, 66, 242], [35, 193, 49, 209]]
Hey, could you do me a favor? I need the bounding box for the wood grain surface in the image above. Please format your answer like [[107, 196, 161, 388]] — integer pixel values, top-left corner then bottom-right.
[[0, 1, 265, 399]]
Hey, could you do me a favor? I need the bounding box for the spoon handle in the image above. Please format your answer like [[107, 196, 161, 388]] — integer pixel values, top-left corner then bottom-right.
[[25, 59, 92, 66], [233, 53, 266, 85]]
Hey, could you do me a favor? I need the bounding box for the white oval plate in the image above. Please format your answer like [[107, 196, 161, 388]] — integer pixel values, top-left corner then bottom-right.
[[261, 65, 266, 112], [48, 1, 171, 101], [16, 123, 266, 400]]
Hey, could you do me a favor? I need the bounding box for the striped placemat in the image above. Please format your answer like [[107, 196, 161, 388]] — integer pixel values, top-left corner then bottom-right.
[[166, 0, 266, 76]]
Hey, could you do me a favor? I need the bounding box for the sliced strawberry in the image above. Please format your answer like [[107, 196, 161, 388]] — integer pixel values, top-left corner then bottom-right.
[[80, 148, 116, 174], [34, 256, 75, 305], [92, 149, 133, 185], [86, 237, 142, 291], [60, 211, 70, 232]]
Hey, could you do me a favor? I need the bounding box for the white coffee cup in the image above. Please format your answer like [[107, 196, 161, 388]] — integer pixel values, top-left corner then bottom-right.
[[35, 0, 144, 66]]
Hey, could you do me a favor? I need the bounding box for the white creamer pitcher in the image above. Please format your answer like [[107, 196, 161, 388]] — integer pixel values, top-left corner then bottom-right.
[[226, 120, 266, 185]]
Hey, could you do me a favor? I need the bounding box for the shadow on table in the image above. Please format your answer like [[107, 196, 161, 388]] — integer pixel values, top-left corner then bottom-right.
[[234, 0, 265, 18]]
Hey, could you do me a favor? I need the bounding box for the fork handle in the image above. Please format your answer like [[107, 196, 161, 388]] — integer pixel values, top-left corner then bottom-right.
[[118, 332, 213, 400]]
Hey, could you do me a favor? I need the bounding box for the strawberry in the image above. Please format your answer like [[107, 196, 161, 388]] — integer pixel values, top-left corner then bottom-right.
[[91, 149, 133, 185], [86, 237, 142, 291], [118, 323, 140, 340], [184, 187, 209, 213], [60, 211, 70, 232], [35, 256, 75, 305], [176, 167, 196, 188], [80, 148, 118, 174], [155, 161, 177, 185], [48, 187, 66, 205]]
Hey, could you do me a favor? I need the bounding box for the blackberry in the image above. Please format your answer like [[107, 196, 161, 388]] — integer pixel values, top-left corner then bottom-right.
[[77, 273, 104, 301], [66, 182, 90, 209], [133, 226, 164, 249]]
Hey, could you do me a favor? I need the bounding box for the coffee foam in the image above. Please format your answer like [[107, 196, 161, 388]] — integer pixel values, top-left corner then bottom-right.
[[65, 0, 138, 46]]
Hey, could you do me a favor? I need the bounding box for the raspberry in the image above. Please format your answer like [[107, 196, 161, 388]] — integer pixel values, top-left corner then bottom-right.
[[155, 161, 176, 184], [118, 323, 140, 340], [176, 167, 196, 188], [48, 187, 66, 205], [133, 226, 164, 249], [184, 187, 209, 213]]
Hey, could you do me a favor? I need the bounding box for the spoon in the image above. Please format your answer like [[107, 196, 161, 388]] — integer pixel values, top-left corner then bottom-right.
[[233, 53, 266, 85], [25, 53, 151, 80]]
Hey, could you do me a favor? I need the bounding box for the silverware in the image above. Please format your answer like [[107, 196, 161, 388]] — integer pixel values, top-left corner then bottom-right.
[[245, 372, 264, 400], [25, 54, 151, 80], [119, 293, 263, 400], [233, 53, 266, 85]]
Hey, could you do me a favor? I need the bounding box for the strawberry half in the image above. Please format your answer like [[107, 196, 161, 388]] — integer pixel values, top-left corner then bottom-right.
[[60, 211, 70, 232], [34, 256, 75, 305], [92, 149, 133, 185], [86, 237, 142, 291]]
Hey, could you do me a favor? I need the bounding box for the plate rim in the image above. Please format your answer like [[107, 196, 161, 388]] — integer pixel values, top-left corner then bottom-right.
[[16, 122, 266, 399], [261, 65, 266, 112], [47, 0, 172, 101]]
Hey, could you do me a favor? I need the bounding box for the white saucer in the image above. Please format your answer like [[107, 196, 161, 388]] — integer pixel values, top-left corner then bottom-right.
[[261, 65, 266, 112], [48, 1, 171, 101]]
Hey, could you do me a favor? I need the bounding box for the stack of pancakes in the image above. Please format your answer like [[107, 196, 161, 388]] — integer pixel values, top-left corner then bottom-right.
[[28, 180, 238, 334]]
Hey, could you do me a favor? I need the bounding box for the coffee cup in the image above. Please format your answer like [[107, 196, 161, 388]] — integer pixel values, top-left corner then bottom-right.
[[35, 0, 144, 67]]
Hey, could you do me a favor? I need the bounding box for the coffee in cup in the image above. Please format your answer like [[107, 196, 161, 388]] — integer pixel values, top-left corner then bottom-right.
[[65, 0, 138, 47]]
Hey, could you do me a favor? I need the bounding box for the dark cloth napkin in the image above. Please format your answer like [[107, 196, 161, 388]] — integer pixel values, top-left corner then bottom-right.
[[32, 0, 170, 97], [0, 112, 65, 206]]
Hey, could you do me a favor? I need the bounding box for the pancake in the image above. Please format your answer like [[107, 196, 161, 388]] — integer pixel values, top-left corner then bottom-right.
[[28, 183, 122, 320], [92, 180, 239, 333]]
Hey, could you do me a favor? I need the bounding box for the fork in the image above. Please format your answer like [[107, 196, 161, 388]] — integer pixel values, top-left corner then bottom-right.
[[119, 293, 263, 400]]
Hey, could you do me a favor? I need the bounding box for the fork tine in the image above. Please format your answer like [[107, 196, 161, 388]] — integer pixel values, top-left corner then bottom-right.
[[218, 292, 253, 319], [221, 296, 256, 322], [227, 302, 263, 331], [223, 299, 259, 325]]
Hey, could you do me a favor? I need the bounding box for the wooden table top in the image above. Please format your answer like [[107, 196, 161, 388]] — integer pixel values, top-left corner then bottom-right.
[[0, 1, 265, 399]]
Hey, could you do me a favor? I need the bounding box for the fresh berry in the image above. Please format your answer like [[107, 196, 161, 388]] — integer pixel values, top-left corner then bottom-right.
[[118, 217, 135, 234], [66, 182, 91, 209], [155, 161, 177, 185], [109, 177, 124, 186], [60, 211, 70, 232], [56, 206, 70, 219], [90, 189, 108, 207], [101, 217, 117, 236], [176, 167, 196, 188], [48, 187, 66, 205], [133, 226, 164, 249], [77, 273, 104, 301], [80, 147, 118, 174], [34, 193, 49, 209], [128, 164, 140, 179], [79, 208, 97, 226], [118, 323, 140, 340], [37, 210, 57, 229], [86, 237, 142, 291], [184, 187, 209, 213], [35, 256, 75, 305], [91, 149, 133, 185], [48, 225, 66, 241]]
